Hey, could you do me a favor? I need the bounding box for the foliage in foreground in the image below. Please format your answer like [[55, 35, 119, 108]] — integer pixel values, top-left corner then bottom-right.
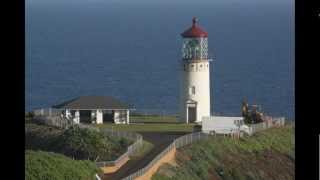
[[129, 140, 154, 160], [153, 126, 295, 180], [25, 150, 102, 180], [25, 123, 132, 161]]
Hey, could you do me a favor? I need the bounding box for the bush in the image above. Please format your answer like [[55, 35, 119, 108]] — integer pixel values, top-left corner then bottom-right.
[[26, 124, 132, 161], [25, 124, 64, 151], [56, 126, 131, 161], [25, 150, 102, 180]]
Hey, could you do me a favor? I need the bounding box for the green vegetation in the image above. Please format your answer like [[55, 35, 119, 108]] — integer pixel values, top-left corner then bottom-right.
[[26, 123, 132, 161], [130, 115, 178, 123], [241, 100, 264, 124], [129, 140, 154, 161], [25, 112, 35, 123], [25, 150, 102, 180], [153, 126, 295, 180], [95, 114, 194, 132], [95, 123, 195, 132]]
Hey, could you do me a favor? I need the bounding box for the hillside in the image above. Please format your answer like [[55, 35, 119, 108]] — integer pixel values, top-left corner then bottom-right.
[[25, 150, 102, 180], [152, 126, 294, 180], [25, 123, 132, 161]]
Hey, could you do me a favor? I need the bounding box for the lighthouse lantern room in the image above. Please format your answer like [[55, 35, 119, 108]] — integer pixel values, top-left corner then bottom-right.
[[179, 17, 211, 124]]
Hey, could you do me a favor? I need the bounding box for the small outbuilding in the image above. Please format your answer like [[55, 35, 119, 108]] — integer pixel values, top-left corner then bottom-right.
[[53, 96, 132, 124]]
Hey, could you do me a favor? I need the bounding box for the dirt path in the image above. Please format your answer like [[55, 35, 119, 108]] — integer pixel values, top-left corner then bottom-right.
[[103, 132, 188, 180]]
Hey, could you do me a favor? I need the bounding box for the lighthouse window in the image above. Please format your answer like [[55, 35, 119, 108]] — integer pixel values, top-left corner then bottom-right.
[[192, 86, 196, 95], [189, 86, 196, 95]]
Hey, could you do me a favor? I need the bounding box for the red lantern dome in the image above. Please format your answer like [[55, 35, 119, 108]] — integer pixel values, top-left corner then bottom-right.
[[181, 17, 208, 38]]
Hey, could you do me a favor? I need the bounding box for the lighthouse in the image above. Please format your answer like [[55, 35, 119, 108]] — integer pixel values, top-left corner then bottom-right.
[[179, 17, 211, 124]]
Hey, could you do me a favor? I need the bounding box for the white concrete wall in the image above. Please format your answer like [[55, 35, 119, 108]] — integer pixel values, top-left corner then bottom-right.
[[180, 60, 211, 123], [114, 111, 120, 124], [74, 110, 80, 124], [127, 110, 130, 124], [96, 110, 103, 124], [91, 111, 96, 123], [65, 109, 71, 119]]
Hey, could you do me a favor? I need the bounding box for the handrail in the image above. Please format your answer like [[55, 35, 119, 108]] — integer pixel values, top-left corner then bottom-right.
[[95, 129, 143, 167], [122, 132, 209, 180]]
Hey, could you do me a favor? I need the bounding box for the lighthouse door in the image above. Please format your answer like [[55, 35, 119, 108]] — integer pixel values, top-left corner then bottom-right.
[[188, 107, 197, 123]]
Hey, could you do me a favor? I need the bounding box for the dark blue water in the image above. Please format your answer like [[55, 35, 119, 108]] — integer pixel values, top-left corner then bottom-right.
[[26, 1, 294, 119]]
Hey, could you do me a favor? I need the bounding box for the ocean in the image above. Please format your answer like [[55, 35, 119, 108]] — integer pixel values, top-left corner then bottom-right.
[[26, 1, 295, 119]]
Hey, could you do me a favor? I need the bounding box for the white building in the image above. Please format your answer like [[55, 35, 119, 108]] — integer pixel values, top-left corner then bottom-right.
[[53, 96, 132, 124], [179, 17, 211, 123]]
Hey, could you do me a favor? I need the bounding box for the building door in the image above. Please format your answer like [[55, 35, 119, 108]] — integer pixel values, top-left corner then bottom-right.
[[103, 110, 114, 123], [188, 107, 197, 123], [80, 110, 91, 123]]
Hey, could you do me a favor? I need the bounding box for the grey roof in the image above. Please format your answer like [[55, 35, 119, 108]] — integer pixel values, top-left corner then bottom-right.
[[52, 96, 131, 110]]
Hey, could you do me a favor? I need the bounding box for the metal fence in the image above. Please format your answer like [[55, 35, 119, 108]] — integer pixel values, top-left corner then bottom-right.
[[95, 129, 143, 167], [248, 117, 286, 135], [33, 108, 62, 117], [31, 108, 75, 129], [122, 132, 210, 180], [33, 115, 74, 129]]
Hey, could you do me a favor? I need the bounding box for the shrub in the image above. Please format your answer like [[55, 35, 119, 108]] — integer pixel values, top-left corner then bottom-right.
[[26, 124, 132, 161], [25, 150, 102, 180], [56, 126, 130, 161]]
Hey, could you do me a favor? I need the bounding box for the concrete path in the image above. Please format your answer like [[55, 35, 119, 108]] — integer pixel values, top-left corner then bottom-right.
[[103, 132, 188, 180]]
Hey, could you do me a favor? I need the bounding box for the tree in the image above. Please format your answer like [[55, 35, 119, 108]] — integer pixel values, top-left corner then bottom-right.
[[241, 100, 265, 124], [241, 99, 250, 124]]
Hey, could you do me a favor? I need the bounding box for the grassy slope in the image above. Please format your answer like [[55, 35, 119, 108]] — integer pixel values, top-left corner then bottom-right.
[[152, 126, 295, 180], [25, 150, 102, 180]]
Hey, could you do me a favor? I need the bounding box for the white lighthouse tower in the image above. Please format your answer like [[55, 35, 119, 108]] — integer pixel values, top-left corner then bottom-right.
[[179, 17, 211, 124]]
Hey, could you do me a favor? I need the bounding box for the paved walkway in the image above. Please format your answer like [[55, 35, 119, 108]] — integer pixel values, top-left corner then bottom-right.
[[103, 132, 187, 180]]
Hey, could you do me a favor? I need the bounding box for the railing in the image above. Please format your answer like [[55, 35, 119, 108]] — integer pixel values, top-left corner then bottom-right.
[[95, 129, 143, 167], [122, 132, 210, 180], [33, 108, 62, 117], [95, 174, 101, 180], [248, 117, 286, 135], [33, 115, 74, 129], [122, 117, 288, 180]]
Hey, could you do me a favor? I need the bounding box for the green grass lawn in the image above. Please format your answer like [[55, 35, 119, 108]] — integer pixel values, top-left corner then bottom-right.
[[130, 115, 179, 123], [94, 114, 195, 132], [95, 123, 195, 132]]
